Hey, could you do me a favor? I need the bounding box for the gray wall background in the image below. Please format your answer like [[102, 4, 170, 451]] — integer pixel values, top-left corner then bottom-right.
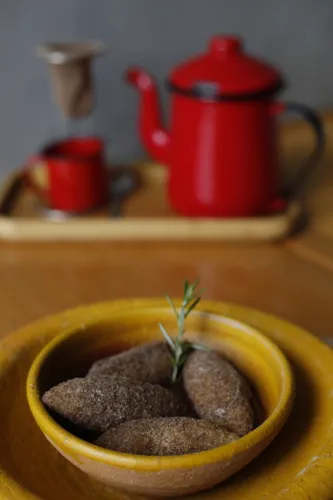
[[0, 0, 332, 174]]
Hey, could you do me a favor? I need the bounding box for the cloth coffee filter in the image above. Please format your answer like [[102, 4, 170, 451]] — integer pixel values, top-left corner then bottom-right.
[[37, 41, 105, 119]]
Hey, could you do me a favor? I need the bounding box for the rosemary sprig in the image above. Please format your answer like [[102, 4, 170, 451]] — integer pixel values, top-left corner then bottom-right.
[[159, 279, 208, 383]]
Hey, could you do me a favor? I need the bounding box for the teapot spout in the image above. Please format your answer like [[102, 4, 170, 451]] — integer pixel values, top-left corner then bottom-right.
[[126, 67, 171, 164]]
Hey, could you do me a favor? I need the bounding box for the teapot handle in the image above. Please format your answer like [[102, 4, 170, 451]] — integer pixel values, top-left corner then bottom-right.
[[271, 102, 325, 202]]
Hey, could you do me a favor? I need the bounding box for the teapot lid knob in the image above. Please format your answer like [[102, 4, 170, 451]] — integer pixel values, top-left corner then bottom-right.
[[209, 36, 243, 56]]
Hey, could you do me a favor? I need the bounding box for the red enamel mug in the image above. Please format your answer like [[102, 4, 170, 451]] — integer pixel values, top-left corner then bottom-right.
[[24, 137, 108, 213]]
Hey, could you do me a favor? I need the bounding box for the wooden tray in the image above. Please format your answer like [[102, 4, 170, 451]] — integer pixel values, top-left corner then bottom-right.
[[1, 300, 333, 500], [0, 163, 301, 242]]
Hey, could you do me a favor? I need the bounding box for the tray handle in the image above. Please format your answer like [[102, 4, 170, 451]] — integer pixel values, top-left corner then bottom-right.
[[23, 155, 49, 204]]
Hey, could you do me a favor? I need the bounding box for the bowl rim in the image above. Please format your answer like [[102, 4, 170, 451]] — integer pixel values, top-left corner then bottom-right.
[[26, 305, 294, 472]]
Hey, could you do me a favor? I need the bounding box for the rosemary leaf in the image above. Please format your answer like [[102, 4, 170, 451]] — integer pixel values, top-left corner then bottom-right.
[[158, 323, 175, 351], [165, 294, 179, 319], [185, 296, 201, 318], [191, 343, 211, 352]]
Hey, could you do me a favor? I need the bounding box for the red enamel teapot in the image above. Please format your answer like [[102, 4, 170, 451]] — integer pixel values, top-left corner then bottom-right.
[[126, 35, 324, 217]]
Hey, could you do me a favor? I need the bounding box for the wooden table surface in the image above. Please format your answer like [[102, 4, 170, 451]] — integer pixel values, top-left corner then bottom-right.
[[1, 112, 333, 341]]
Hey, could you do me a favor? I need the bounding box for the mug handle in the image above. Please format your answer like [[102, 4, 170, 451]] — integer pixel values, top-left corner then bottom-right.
[[23, 155, 49, 204], [271, 102, 325, 201]]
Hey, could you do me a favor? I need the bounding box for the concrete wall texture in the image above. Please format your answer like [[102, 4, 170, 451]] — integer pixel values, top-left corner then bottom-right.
[[0, 0, 332, 173]]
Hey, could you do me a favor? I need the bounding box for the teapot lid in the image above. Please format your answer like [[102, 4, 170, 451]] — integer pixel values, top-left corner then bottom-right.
[[168, 36, 283, 101]]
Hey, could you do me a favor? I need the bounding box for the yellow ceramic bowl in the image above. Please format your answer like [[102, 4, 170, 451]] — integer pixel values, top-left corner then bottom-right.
[[27, 304, 293, 497]]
